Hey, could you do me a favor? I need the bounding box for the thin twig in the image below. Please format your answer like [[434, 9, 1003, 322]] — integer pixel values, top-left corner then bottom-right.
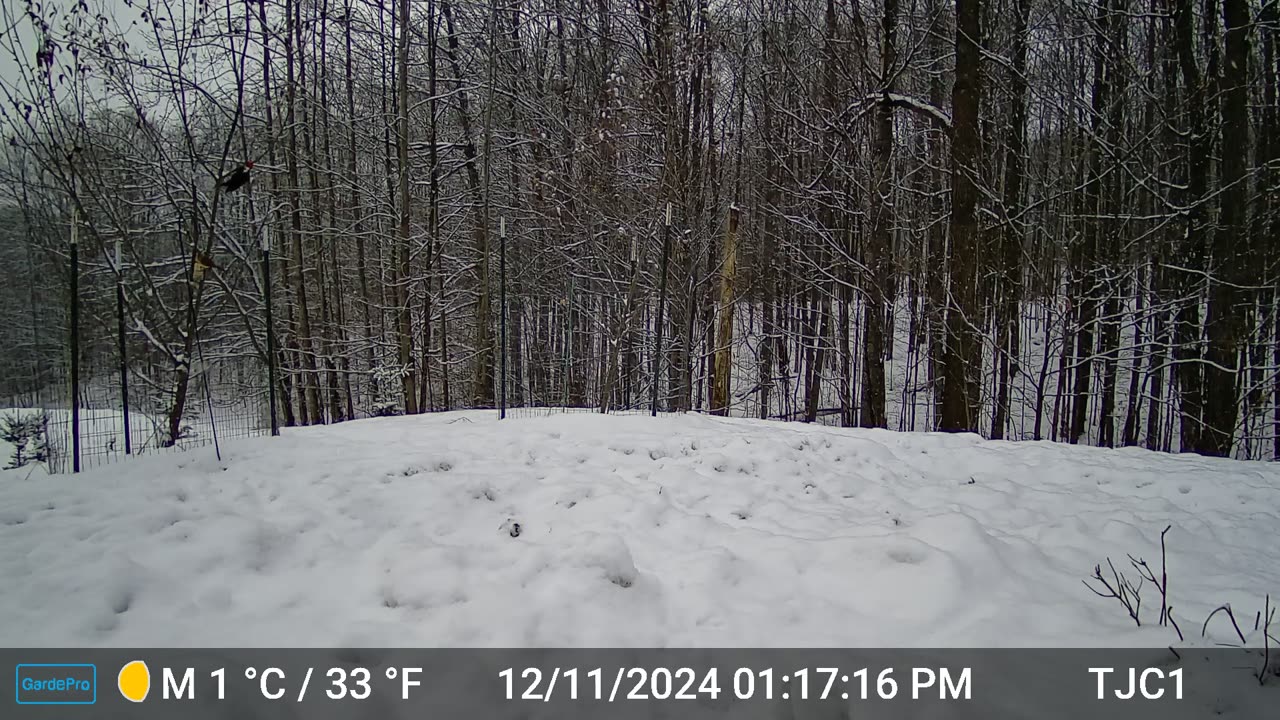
[[1261, 595, 1273, 686], [1167, 605, 1184, 642], [1202, 604, 1248, 644], [1159, 525, 1171, 625], [1085, 558, 1141, 626]]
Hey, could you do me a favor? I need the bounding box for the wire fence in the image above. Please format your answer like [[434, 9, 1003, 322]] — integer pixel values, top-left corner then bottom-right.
[[7, 207, 1276, 472], [36, 362, 271, 474], [2, 225, 275, 474]]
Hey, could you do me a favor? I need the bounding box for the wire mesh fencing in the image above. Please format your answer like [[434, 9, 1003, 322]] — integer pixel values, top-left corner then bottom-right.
[[2, 218, 276, 474], [41, 369, 268, 474]]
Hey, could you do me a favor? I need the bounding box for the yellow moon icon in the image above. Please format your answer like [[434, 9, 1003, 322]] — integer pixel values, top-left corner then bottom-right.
[[118, 660, 150, 702]]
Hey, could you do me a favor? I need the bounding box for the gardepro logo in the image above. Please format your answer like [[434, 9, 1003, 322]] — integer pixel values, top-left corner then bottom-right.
[[14, 663, 97, 705]]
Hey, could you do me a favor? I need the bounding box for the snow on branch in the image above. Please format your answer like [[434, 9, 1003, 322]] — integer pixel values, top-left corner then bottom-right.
[[866, 92, 952, 132]]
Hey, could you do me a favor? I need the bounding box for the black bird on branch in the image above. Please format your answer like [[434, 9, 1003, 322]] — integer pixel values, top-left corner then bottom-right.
[[222, 160, 254, 193]]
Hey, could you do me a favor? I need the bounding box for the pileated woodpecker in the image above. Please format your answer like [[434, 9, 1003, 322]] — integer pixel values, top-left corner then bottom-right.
[[222, 160, 254, 193]]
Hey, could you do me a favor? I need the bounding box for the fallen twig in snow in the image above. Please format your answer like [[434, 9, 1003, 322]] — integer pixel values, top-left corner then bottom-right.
[[1166, 605, 1184, 642], [1259, 594, 1274, 686], [1201, 604, 1248, 645]]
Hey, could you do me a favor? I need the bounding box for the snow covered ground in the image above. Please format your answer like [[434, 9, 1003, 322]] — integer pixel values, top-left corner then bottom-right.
[[0, 411, 1276, 649]]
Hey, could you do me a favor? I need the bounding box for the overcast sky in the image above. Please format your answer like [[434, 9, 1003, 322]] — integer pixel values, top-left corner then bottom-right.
[[1, 0, 164, 129]]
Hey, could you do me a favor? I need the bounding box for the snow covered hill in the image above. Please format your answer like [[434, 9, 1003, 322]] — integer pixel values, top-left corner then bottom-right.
[[0, 411, 1276, 648]]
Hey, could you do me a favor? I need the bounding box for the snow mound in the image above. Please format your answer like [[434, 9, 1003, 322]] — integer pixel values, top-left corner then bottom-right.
[[0, 411, 1276, 648]]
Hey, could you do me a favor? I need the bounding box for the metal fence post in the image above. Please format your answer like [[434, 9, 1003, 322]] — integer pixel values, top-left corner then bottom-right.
[[115, 238, 131, 454], [563, 275, 574, 409], [500, 216, 507, 419], [69, 199, 81, 472], [651, 202, 672, 417], [263, 224, 279, 436]]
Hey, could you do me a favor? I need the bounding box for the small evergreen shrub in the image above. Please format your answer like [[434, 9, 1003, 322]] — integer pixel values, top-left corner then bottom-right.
[[2, 412, 49, 469]]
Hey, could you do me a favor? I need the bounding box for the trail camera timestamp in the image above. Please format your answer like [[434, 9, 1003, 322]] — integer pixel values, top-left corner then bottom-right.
[[499, 666, 973, 702]]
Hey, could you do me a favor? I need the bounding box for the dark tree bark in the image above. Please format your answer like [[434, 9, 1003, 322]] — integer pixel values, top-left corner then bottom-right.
[[285, 0, 322, 424], [394, 0, 419, 414], [940, 0, 983, 433], [1200, 0, 1252, 456], [991, 0, 1030, 440], [861, 0, 896, 429], [1171, 0, 1208, 453], [441, 0, 495, 408]]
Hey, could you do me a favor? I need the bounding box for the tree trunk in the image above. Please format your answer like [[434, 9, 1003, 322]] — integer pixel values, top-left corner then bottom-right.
[[711, 206, 739, 415], [861, 0, 896, 429], [991, 0, 1029, 440], [284, 0, 322, 424], [1200, 0, 1252, 456], [1171, 0, 1208, 453], [940, 0, 983, 433], [394, 0, 419, 414], [441, 0, 495, 407]]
